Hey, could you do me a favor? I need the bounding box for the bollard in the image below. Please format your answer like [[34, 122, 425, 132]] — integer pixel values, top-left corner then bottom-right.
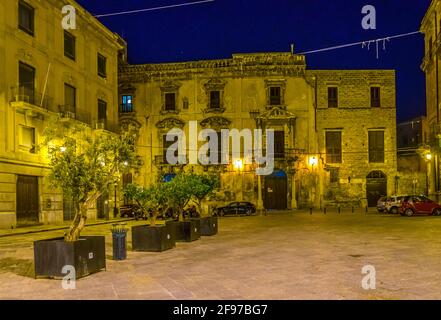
[[324, 207, 327, 215], [111, 223, 128, 261], [310, 208, 312, 215], [352, 206, 354, 213], [338, 206, 341, 214], [365, 206, 368, 214]]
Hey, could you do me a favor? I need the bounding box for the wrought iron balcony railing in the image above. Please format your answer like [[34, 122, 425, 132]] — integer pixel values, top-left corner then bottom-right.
[[10, 86, 53, 111]]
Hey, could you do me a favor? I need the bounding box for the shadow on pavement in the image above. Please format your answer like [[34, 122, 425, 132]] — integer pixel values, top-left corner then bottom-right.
[[0, 257, 35, 278]]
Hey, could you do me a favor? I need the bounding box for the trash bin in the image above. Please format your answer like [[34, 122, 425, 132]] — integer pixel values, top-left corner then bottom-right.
[[111, 223, 128, 261]]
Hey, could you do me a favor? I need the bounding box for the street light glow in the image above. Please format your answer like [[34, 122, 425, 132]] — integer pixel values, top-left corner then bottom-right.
[[233, 158, 244, 171], [309, 156, 318, 166], [426, 153, 432, 161]]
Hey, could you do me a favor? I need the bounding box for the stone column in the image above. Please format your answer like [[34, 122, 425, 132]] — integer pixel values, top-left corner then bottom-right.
[[291, 172, 297, 209], [257, 174, 264, 210]]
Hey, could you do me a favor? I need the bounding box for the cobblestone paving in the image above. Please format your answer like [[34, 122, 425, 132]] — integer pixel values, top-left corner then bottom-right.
[[0, 210, 440, 300]]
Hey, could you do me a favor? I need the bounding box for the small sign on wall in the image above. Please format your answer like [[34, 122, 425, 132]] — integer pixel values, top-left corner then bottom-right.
[[45, 198, 52, 209]]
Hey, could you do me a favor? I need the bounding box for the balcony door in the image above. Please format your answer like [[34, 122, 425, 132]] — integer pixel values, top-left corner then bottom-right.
[[19, 62, 35, 104]]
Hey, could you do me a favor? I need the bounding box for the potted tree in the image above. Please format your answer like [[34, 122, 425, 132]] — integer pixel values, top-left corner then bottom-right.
[[166, 173, 201, 242], [124, 183, 176, 252], [34, 122, 136, 279], [188, 173, 220, 236]]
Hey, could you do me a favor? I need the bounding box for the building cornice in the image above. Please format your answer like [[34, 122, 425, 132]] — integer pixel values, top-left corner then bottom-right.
[[119, 53, 306, 82]]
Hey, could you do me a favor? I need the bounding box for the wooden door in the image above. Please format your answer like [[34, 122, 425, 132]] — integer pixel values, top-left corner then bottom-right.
[[16, 175, 39, 224]]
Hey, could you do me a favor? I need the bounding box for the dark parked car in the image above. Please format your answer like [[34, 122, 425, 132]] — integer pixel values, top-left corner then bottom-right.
[[119, 204, 147, 220], [215, 202, 256, 216], [400, 195, 441, 217]]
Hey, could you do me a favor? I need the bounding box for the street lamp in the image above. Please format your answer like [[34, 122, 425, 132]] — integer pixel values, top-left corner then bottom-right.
[[426, 153, 433, 161], [309, 156, 318, 168]]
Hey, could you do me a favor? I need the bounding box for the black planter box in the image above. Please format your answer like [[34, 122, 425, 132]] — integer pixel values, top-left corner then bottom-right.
[[200, 216, 218, 236], [34, 236, 106, 279], [132, 224, 176, 252], [166, 219, 201, 242]]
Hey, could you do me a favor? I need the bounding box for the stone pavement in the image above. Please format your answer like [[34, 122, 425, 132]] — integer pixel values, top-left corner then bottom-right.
[[0, 209, 441, 300]]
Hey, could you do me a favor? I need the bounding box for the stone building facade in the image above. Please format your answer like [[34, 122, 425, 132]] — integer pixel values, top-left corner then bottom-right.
[[421, 0, 441, 196], [0, 0, 125, 228], [119, 53, 397, 210]]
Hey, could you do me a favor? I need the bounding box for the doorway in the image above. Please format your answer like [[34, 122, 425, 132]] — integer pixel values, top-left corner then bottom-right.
[[366, 171, 387, 207], [264, 170, 288, 210], [16, 175, 39, 225]]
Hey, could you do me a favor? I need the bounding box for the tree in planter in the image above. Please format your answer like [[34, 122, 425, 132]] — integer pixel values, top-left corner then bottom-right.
[[166, 173, 196, 221], [44, 121, 137, 242], [187, 173, 220, 216], [123, 183, 169, 226]]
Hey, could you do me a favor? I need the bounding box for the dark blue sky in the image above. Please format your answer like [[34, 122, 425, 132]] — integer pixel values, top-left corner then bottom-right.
[[76, 0, 431, 122]]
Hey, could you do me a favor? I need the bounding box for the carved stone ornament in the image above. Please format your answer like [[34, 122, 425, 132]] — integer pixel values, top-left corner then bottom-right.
[[200, 116, 231, 129], [155, 117, 185, 130]]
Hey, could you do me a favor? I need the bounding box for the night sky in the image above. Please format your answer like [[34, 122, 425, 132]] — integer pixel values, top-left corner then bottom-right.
[[76, 0, 431, 122]]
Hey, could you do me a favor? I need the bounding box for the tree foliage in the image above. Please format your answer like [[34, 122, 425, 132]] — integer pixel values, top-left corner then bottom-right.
[[44, 121, 137, 241]]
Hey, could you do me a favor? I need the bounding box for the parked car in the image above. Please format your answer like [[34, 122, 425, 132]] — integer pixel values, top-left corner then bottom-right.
[[377, 196, 388, 212], [385, 195, 407, 214], [214, 202, 256, 216], [119, 204, 147, 220], [399, 195, 441, 217]]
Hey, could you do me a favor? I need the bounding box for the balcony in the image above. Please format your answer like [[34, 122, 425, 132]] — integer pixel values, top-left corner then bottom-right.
[[10, 87, 54, 115], [93, 119, 119, 133], [119, 104, 135, 114], [58, 105, 91, 126]]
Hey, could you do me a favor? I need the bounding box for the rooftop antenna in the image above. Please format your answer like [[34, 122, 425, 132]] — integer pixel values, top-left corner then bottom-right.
[[290, 43, 295, 55]]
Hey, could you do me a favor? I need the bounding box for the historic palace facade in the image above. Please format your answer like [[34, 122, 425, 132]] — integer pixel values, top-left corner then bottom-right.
[[0, 0, 125, 228], [119, 53, 397, 211]]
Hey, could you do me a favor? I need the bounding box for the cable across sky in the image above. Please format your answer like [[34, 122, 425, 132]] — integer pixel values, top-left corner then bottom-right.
[[93, 0, 215, 18]]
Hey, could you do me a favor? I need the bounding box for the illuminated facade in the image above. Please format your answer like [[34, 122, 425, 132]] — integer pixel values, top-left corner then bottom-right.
[[0, 0, 125, 228], [119, 53, 397, 211]]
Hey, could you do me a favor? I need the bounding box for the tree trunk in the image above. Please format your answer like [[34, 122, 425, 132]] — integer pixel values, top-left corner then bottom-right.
[[64, 192, 101, 242]]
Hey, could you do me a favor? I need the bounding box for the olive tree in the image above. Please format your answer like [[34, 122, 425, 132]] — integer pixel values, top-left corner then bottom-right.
[[44, 121, 137, 242], [187, 173, 219, 216], [123, 183, 169, 226]]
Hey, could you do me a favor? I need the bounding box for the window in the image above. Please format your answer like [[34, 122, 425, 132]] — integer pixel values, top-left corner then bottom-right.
[[164, 92, 176, 111], [98, 53, 107, 78], [369, 131, 384, 163], [121, 95, 133, 113], [326, 131, 342, 164], [371, 87, 381, 108], [328, 87, 338, 108], [273, 131, 285, 158], [163, 135, 178, 164], [269, 87, 281, 105], [206, 132, 223, 164], [20, 126, 36, 153], [210, 91, 221, 109], [64, 31, 76, 60], [19, 62, 35, 104], [19, 1, 34, 36], [64, 84, 76, 113], [98, 99, 107, 121]]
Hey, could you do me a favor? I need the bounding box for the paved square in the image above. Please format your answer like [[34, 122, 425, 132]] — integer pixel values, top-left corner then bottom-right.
[[0, 211, 440, 300]]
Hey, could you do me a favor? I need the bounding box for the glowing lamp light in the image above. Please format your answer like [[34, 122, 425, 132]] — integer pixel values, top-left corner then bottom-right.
[[426, 153, 433, 161], [60, 146, 67, 153], [233, 158, 244, 171], [309, 156, 318, 166], [123, 161, 129, 166]]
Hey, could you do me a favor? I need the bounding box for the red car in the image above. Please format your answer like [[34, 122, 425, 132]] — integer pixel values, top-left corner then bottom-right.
[[400, 196, 441, 217]]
